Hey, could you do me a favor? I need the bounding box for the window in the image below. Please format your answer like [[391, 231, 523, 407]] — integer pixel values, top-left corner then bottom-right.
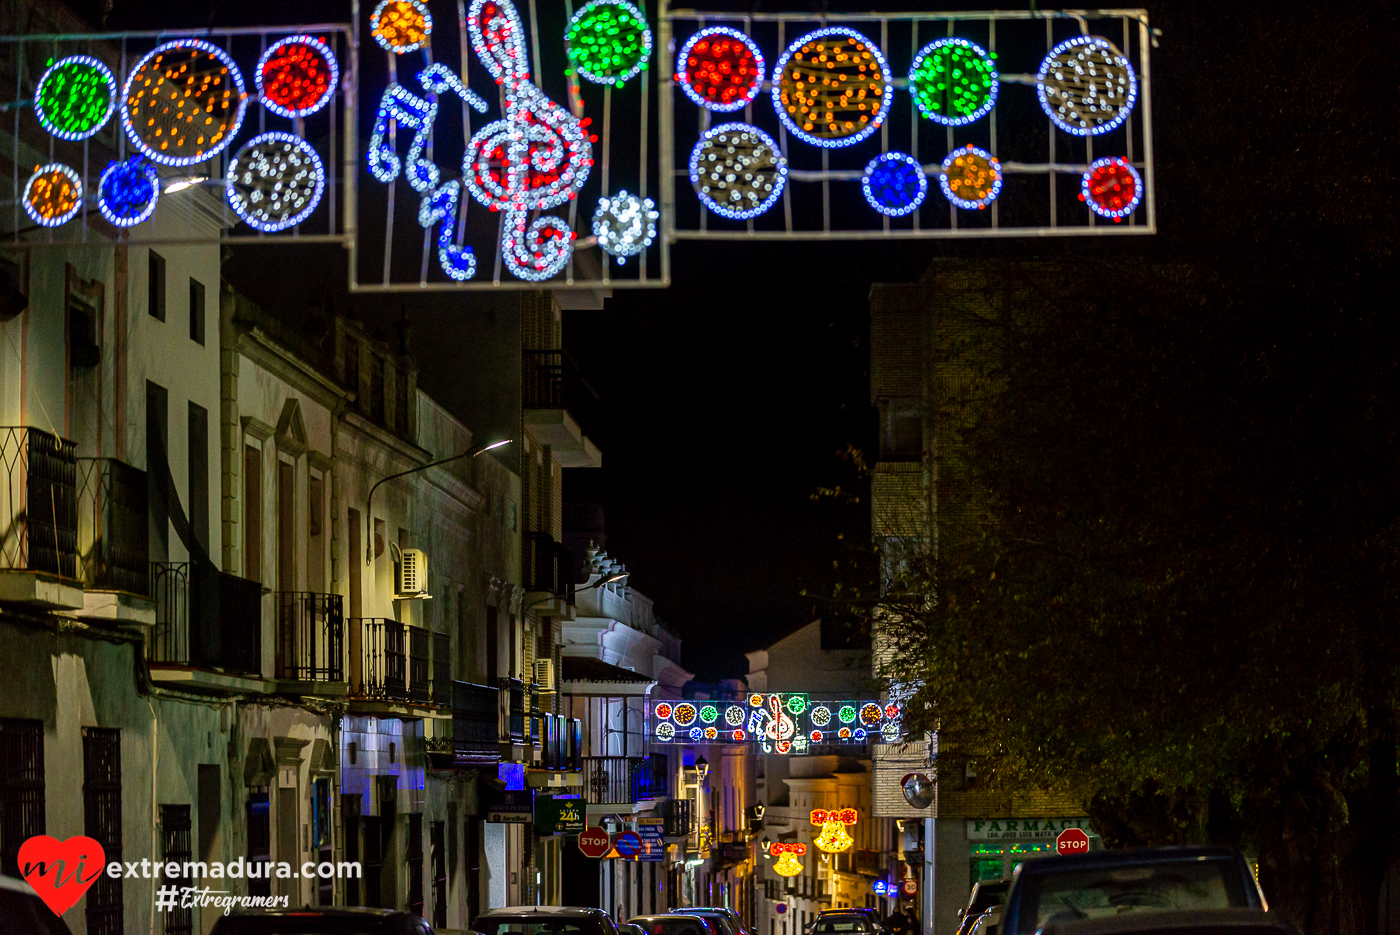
[[148, 251, 166, 321], [0, 719, 45, 879], [313, 778, 332, 905], [431, 820, 446, 928], [308, 472, 324, 592], [406, 812, 424, 917], [243, 446, 262, 582], [246, 790, 271, 898], [878, 398, 922, 460], [342, 794, 361, 906], [83, 727, 123, 935], [277, 460, 295, 592], [188, 403, 209, 552], [189, 279, 205, 345], [160, 805, 193, 935], [147, 382, 170, 563]]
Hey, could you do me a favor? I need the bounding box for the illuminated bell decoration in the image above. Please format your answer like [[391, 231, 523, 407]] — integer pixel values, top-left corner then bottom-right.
[[811, 808, 857, 853], [372, 0, 433, 54], [1080, 157, 1142, 221], [34, 55, 117, 141], [1037, 36, 1137, 136], [257, 35, 338, 118], [98, 156, 160, 228], [772, 27, 892, 149], [23, 163, 82, 227], [939, 145, 1002, 210], [771, 842, 807, 876], [591, 191, 657, 264], [689, 122, 787, 220], [121, 39, 248, 167], [676, 27, 765, 112], [862, 152, 928, 217], [566, 0, 652, 87], [908, 39, 997, 126], [225, 131, 326, 232]]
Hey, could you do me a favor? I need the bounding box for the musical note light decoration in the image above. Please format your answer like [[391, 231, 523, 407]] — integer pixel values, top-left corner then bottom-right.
[[650, 693, 898, 754], [98, 156, 160, 228], [23, 163, 83, 227], [121, 39, 248, 167], [257, 35, 338, 118], [465, 0, 593, 280], [34, 55, 117, 141]]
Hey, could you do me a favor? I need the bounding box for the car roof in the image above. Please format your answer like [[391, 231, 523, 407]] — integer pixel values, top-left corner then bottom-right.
[[1016, 845, 1242, 873], [636, 916, 710, 922], [1039, 909, 1296, 935], [482, 907, 610, 917], [226, 908, 400, 918]]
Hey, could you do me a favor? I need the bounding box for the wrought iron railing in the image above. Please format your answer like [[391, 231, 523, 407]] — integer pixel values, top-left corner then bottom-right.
[[431, 632, 451, 706], [524, 533, 574, 604], [356, 618, 406, 700], [638, 752, 669, 799], [582, 756, 658, 805], [76, 457, 148, 595], [149, 563, 261, 675], [450, 681, 501, 763], [408, 626, 430, 704], [663, 798, 695, 837], [276, 592, 344, 681], [0, 427, 77, 578], [522, 350, 564, 408]]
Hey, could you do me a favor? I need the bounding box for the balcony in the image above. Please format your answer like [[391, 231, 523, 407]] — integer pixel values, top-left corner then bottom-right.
[[428, 681, 502, 768], [276, 592, 344, 689], [581, 755, 666, 806], [524, 533, 574, 615], [662, 798, 695, 838], [431, 632, 451, 707], [149, 563, 265, 688], [0, 427, 82, 607], [522, 351, 602, 468], [352, 619, 438, 708], [75, 458, 154, 624], [500, 677, 526, 744]]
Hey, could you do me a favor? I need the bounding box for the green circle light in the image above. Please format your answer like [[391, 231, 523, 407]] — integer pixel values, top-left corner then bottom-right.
[[566, 0, 653, 87], [35, 55, 116, 141], [838, 705, 857, 724], [699, 704, 718, 723], [785, 694, 808, 716], [909, 39, 997, 126]]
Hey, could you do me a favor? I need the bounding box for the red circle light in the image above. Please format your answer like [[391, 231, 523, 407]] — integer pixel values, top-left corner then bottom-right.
[[681, 31, 763, 110], [259, 38, 336, 118]]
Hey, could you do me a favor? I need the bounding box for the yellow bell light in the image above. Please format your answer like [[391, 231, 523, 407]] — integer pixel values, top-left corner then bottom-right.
[[772, 842, 806, 877], [811, 807, 858, 853]]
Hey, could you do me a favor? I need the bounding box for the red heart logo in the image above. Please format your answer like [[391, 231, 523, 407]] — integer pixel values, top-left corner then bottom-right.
[[17, 835, 107, 918]]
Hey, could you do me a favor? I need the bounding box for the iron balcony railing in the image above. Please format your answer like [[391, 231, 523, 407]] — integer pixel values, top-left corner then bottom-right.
[[0, 427, 78, 578], [149, 563, 261, 675], [355, 619, 435, 702], [522, 350, 564, 408], [662, 799, 696, 837], [431, 632, 451, 706], [76, 458, 148, 595], [581, 756, 665, 805], [524, 533, 574, 605], [276, 592, 344, 681], [450, 681, 501, 763], [500, 677, 526, 743]]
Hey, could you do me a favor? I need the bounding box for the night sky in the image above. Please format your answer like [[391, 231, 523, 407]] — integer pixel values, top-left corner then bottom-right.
[[96, 0, 1396, 679]]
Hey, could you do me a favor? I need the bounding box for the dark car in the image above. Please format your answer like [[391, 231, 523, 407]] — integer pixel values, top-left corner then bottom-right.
[[634, 914, 721, 935], [209, 907, 433, 934], [673, 907, 750, 935], [1038, 909, 1298, 935], [810, 916, 881, 935], [0, 875, 74, 935], [957, 880, 1013, 935], [999, 847, 1268, 935], [474, 906, 620, 935]]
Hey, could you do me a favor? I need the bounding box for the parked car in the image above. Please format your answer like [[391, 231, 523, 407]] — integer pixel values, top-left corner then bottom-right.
[[1037, 908, 1298, 935], [633, 914, 719, 935], [969, 907, 1002, 935], [620, 924, 648, 935], [672, 907, 750, 935], [804, 910, 885, 935], [957, 879, 1012, 935], [998, 847, 1268, 935], [0, 874, 73, 935], [473, 906, 621, 935], [210, 908, 433, 934]]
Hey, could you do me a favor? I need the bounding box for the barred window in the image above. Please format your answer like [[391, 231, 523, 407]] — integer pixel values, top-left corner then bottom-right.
[[160, 805, 192, 935], [0, 719, 45, 879], [83, 727, 122, 935]]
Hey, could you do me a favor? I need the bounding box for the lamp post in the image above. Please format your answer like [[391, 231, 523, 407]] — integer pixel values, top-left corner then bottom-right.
[[365, 438, 512, 564], [521, 570, 628, 614]]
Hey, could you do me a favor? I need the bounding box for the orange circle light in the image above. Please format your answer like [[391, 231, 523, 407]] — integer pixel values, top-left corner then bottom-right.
[[372, 0, 433, 54]]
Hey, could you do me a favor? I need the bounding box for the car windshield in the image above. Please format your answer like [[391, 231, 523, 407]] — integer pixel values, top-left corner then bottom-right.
[[211, 918, 406, 935], [690, 914, 737, 935], [637, 920, 710, 935], [972, 884, 1011, 912], [475, 917, 610, 935], [814, 921, 872, 933], [1020, 860, 1250, 933]]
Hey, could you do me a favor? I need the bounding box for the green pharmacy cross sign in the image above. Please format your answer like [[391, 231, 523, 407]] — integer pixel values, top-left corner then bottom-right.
[[649, 694, 903, 754]]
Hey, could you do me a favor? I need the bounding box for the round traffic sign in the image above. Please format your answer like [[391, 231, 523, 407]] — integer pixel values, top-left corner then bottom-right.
[[776, 905, 788, 916], [902, 880, 918, 895], [1056, 828, 1090, 856], [614, 831, 643, 858], [578, 827, 611, 859]]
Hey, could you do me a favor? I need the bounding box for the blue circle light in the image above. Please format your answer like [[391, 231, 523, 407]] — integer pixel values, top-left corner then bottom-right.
[[862, 153, 928, 217], [98, 156, 160, 228]]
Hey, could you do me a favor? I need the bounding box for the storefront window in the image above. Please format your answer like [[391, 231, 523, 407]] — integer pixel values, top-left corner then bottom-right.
[[969, 842, 1055, 888]]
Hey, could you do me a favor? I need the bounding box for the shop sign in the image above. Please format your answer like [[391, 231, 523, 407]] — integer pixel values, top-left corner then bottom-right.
[[966, 818, 1090, 841], [485, 788, 535, 824], [635, 818, 665, 863], [535, 794, 585, 835]]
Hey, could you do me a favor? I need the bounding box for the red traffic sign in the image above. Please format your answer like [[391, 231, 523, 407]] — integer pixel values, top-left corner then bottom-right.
[[578, 827, 611, 859], [1056, 828, 1090, 856], [614, 831, 643, 859], [902, 880, 918, 895]]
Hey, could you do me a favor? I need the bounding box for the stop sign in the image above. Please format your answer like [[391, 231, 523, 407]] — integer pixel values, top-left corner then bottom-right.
[[578, 827, 611, 859], [1056, 828, 1090, 855]]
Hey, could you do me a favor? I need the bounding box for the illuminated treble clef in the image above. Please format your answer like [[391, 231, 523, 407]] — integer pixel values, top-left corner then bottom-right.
[[464, 0, 593, 281], [765, 694, 796, 750]]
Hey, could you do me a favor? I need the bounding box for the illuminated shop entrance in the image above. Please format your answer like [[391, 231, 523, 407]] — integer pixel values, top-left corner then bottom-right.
[[969, 841, 1055, 887]]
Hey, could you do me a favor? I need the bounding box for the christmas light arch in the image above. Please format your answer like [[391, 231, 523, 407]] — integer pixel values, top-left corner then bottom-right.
[[676, 27, 765, 112], [226, 132, 326, 232], [34, 55, 117, 141], [1036, 36, 1137, 137], [257, 35, 338, 119], [771, 27, 892, 149], [121, 39, 249, 168]]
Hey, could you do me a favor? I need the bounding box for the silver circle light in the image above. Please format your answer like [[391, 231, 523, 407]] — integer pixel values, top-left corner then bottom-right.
[[688, 122, 787, 220], [1036, 36, 1137, 136], [225, 132, 325, 232]]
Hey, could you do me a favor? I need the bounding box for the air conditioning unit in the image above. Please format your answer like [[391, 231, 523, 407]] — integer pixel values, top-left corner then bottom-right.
[[534, 658, 556, 691], [397, 548, 427, 596]]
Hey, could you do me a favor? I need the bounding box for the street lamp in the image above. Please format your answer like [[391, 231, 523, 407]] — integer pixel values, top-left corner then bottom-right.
[[695, 755, 710, 780], [521, 569, 628, 614], [365, 438, 512, 564]]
